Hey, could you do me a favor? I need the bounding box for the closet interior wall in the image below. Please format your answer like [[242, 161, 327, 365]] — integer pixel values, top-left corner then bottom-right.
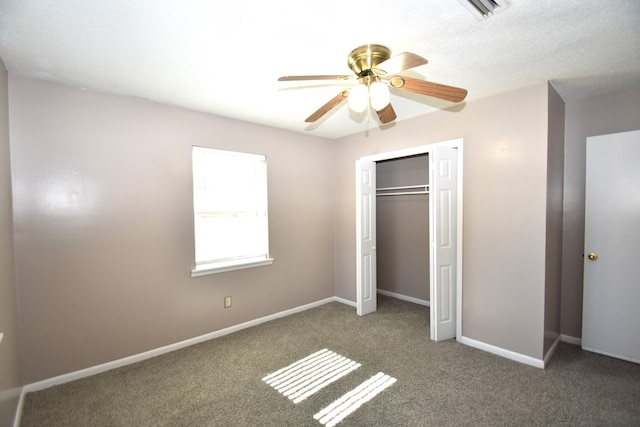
[[376, 154, 430, 303]]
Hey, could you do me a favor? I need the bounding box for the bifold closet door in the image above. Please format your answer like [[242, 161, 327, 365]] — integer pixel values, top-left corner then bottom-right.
[[356, 159, 377, 316], [430, 146, 458, 341]]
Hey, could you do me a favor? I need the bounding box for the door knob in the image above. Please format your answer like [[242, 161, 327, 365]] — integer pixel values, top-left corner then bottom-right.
[[587, 252, 598, 261]]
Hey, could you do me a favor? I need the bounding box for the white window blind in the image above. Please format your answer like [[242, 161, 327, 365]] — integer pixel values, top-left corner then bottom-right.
[[191, 146, 271, 276]]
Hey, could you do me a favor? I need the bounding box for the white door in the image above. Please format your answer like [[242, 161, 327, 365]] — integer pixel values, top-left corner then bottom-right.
[[582, 129, 640, 363], [430, 147, 458, 341], [356, 160, 377, 316]]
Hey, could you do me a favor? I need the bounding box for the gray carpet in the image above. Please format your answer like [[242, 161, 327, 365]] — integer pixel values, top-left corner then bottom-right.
[[20, 296, 640, 426]]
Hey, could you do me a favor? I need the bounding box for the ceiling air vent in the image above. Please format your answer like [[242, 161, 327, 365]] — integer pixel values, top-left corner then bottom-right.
[[457, 0, 510, 20]]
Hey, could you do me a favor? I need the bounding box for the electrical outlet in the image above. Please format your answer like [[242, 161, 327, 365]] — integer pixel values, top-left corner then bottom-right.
[[224, 296, 232, 308]]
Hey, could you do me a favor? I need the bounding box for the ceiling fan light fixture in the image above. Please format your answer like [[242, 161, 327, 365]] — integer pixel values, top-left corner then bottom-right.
[[369, 81, 390, 110], [278, 44, 467, 125], [348, 84, 368, 113]]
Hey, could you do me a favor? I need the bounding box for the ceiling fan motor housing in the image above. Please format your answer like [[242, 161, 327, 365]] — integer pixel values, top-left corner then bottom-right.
[[347, 44, 391, 76]]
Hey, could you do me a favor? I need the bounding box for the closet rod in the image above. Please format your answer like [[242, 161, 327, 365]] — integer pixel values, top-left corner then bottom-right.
[[376, 191, 429, 197], [376, 184, 428, 192]]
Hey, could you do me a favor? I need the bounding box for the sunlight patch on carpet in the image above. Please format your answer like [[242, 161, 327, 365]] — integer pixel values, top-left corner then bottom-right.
[[262, 349, 361, 404], [314, 372, 397, 427]]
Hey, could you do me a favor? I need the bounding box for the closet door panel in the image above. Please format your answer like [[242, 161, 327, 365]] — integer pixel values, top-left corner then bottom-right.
[[356, 160, 377, 315], [431, 147, 458, 341]]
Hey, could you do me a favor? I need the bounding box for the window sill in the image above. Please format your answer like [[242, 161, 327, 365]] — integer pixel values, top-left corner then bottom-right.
[[191, 258, 274, 277]]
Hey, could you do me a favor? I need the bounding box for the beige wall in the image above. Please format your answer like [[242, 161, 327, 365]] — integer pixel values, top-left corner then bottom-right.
[[376, 155, 429, 301], [8, 71, 635, 385], [561, 85, 640, 339], [543, 84, 565, 356], [9, 75, 336, 383], [0, 60, 22, 424], [334, 83, 550, 359]]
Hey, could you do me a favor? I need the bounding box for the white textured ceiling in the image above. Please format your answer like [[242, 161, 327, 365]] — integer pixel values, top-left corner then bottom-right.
[[1, 0, 639, 139]]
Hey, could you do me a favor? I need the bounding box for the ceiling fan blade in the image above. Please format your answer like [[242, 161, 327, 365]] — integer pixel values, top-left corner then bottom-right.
[[389, 76, 467, 102], [376, 103, 397, 124], [374, 52, 428, 75], [305, 90, 349, 122], [278, 75, 352, 81]]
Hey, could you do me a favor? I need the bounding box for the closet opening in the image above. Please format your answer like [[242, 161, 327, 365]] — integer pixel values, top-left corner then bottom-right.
[[355, 139, 463, 341], [376, 154, 431, 307]]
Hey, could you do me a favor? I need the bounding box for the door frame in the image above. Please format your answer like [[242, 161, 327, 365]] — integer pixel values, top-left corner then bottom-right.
[[355, 138, 464, 340]]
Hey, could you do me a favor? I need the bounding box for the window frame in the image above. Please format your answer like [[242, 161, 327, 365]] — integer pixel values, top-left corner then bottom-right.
[[190, 146, 273, 277]]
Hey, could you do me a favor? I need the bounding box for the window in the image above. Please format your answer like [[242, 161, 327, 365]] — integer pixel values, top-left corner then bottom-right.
[[191, 146, 272, 276]]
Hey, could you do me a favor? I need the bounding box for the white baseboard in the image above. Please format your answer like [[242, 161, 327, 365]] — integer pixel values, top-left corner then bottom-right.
[[22, 296, 340, 394], [457, 335, 545, 369], [333, 296, 356, 307], [457, 334, 583, 371], [560, 334, 582, 346], [377, 289, 430, 307], [13, 388, 24, 427], [0, 386, 24, 427], [334, 291, 429, 308], [543, 335, 561, 367]]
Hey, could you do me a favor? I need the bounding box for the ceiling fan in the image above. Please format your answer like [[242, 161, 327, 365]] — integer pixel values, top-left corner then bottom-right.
[[278, 44, 468, 125]]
